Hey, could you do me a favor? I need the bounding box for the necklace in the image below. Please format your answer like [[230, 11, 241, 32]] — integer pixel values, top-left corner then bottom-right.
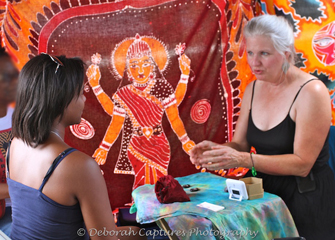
[[50, 130, 63, 141], [133, 81, 149, 88]]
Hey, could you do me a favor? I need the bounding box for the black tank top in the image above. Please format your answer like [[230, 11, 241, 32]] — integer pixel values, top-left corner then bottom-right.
[[246, 80, 335, 239], [246, 79, 329, 168]]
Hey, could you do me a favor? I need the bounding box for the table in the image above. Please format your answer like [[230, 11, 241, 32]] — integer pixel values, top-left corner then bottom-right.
[[131, 172, 299, 240], [0, 230, 10, 240]]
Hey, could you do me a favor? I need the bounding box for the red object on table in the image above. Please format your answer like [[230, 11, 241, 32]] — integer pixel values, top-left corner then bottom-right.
[[155, 175, 191, 204]]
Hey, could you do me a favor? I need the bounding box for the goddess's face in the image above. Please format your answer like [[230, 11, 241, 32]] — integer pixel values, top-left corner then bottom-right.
[[128, 55, 153, 84], [246, 35, 285, 82]]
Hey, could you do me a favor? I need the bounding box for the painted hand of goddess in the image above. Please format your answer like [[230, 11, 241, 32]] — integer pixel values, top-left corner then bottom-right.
[[92, 147, 108, 165], [86, 53, 102, 88], [178, 54, 191, 76]]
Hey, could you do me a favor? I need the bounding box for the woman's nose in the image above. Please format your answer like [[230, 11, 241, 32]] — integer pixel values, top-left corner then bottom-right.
[[250, 55, 261, 66]]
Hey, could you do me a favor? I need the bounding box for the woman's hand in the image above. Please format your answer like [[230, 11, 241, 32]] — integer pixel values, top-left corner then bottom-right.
[[190, 141, 243, 171], [189, 140, 221, 165]]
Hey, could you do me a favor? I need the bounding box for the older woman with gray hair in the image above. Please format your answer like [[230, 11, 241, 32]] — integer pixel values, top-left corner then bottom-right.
[[190, 14, 335, 239]]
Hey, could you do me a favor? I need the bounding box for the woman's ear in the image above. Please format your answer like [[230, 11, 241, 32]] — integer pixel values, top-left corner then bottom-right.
[[284, 51, 291, 62], [282, 53, 291, 74]]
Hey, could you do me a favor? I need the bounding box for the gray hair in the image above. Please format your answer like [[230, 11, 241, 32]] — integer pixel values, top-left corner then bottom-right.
[[243, 14, 297, 64]]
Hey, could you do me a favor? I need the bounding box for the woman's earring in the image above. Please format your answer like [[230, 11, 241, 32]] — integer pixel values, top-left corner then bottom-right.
[[282, 61, 290, 74]]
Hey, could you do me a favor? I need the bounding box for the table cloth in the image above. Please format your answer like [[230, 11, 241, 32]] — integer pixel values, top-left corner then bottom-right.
[[132, 172, 299, 239]]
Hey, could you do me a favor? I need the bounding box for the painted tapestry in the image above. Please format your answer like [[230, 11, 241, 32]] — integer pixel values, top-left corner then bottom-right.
[[1, 0, 334, 209]]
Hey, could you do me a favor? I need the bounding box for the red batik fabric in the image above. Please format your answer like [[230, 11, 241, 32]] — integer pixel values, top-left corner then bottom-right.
[[0, 0, 263, 209]]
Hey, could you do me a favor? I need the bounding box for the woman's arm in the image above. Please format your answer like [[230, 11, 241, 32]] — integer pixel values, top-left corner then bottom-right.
[[61, 151, 146, 239], [190, 82, 254, 166], [71, 154, 118, 240], [0, 183, 9, 199]]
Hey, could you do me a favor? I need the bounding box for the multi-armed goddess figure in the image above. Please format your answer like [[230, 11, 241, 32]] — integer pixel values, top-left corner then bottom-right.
[[86, 34, 195, 189]]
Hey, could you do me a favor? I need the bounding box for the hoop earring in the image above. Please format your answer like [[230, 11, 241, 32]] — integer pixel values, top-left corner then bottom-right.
[[281, 61, 290, 74]]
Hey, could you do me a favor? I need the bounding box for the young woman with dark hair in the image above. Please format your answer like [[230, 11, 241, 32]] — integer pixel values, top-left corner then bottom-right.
[[7, 54, 143, 240]]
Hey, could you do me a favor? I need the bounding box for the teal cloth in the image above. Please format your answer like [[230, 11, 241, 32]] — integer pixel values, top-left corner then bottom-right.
[[132, 172, 299, 240]]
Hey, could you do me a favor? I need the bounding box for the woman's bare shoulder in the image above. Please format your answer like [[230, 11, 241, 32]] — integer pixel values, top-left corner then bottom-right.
[[240, 80, 256, 106], [299, 77, 329, 99], [61, 150, 99, 173], [294, 76, 331, 119], [57, 150, 104, 193]]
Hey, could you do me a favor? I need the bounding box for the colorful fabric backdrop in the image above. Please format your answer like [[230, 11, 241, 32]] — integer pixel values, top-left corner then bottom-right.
[[0, 0, 334, 209]]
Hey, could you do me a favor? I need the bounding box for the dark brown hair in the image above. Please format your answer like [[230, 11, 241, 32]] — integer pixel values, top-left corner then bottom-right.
[[12, 54, 85, 147]]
